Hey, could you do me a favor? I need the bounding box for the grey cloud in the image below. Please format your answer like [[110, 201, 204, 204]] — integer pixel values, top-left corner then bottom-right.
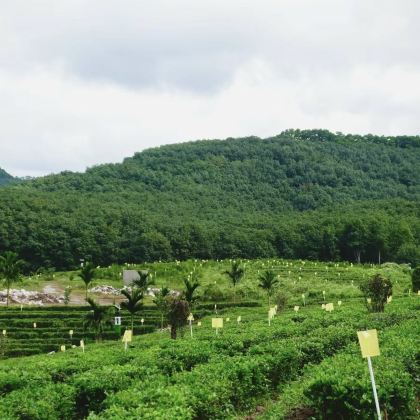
[[0, 0, 419, 176]]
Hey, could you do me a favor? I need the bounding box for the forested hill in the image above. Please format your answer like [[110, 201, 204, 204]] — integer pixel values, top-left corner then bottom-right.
[[1, 129, 419, 270], [0, 168, 14, 186]]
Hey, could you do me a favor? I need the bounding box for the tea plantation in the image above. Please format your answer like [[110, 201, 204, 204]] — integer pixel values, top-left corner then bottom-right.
[[0, 299, 418, 419], [0, 259, 418, 419]]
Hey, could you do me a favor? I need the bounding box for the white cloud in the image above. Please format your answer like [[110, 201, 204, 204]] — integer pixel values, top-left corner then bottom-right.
[[0, 0, 419, 176]]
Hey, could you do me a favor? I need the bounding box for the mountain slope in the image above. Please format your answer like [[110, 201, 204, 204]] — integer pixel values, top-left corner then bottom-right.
[[0, 168, 14, 186], [1, 129, 419, 269]]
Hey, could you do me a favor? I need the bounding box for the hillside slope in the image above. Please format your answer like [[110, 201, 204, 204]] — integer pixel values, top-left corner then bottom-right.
[[0, 129, 419, 269], [0, 168, 14, 186]]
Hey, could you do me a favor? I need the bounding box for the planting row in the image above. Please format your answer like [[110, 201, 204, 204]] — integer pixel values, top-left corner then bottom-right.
[[0, 299, 417, 419]]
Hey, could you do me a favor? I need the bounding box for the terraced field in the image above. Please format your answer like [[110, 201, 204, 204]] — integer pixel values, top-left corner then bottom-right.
[[0, 297, 418, 419]]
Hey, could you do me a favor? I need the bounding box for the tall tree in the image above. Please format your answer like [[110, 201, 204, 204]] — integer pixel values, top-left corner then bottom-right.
[[84, 298, 111, 342], [223, 260, 245, 303], [0, 251, 24, 307], [183, 276, 200, 307], [79, 262, 96, 301], [132, 270, 153, 291], [153, 287, 170, 329], [258, 270, 279, 308], [121, 288, 143, 331]]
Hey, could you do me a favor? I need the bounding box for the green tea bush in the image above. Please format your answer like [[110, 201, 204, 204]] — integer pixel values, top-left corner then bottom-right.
[[0, 383, 76, 420], [305, 354, 416, 419]]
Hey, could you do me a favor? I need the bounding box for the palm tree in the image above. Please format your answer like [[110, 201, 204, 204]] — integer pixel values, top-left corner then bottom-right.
[[132, 270, 153, 291], [153, 287, 170, 329], [0, 251, 25, 307], [183, 277, 200, 307], [223, 260, 245, 304], [84, 298, 111, 342], [258, 270, 279, 308], [79, 262, 96, 301], [121, 288, 144, 331]]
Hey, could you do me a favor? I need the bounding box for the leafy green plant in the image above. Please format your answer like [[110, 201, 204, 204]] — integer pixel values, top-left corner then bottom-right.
[[167, 298, 189, 339], [183, 276, 200, 307], [223, 261, 245, 303], [0, 251, 25, 307], [79, 263, 96, 301], [120, 288, 143, 330], [63, 286, 72, 305], [411, 266, 420, 292], [84, 298, 112, 341], [258, 270, 278, 308], [360, 274, 392, 312], [132, 270, 153, 290], [153, 287, 170, 329]]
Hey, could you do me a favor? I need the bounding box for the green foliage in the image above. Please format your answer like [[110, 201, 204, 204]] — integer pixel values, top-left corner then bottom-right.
[[223, 260, 245, 302], [132, 270, 152, 290], [306, 354, 415, 420], [0, 298, 417, 419], [183, 276, 200, 307], [360, 274, 393, 312], [1, 130, 419, 270], [0, 168, 15, 186], [79, 263, 96, 300], [120, 288, 144, 330], [0, 251, 25, 306], [411, 266, 420, 292], [273, 291, 289, 312], [63, 286, 72, 305], [84, 298, 112, 341], [258, 270, 279, 307], [153, 287, 170, 329], [167, 298, 189, 339]]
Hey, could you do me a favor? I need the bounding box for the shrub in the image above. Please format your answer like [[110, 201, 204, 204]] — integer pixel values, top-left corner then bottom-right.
[[305, 354, 416, 420], [273, 291, 288, 312], [0, 383, 76, 420], [411, 266, 420, 293], [359, 274, 392, 312]]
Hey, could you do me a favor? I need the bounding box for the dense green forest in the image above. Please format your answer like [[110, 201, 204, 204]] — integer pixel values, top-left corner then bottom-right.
[[0, 129, 419, 270]]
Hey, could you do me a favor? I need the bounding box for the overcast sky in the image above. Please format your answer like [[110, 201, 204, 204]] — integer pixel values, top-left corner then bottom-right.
[[1, 1, 419, 176]]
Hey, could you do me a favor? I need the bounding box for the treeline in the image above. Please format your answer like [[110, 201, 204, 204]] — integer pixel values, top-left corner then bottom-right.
[[0, 129, 419, 270]]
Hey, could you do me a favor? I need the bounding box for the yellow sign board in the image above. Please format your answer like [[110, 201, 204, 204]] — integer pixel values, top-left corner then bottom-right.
[[226, 317, 230, 322], [69, 330, 73, 335], [187, 313, 194, 322], [268, 308, 275, 319], [60, 345, 66, 352], [338, 300, 342, 306], [197, 321, 202, 327], [122, 330, 133, 343], [2, 329, 6, 336], [387, 296, 392, 303], [357, 329, 380, 358], [212, 318, 223, 329], [325, 303, 334, 312], [321, 304, 326, 309], [80, 340, 84, 349], [367, 298, 372, 304], [237, 316, 241, 322], [294, 306, 299, 312], [33, 323, 37, 328]]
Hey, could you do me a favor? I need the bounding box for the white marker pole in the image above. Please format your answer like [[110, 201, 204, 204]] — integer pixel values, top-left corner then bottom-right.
[[189, 320, 193, 338], [367, 357, 382, 420]]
